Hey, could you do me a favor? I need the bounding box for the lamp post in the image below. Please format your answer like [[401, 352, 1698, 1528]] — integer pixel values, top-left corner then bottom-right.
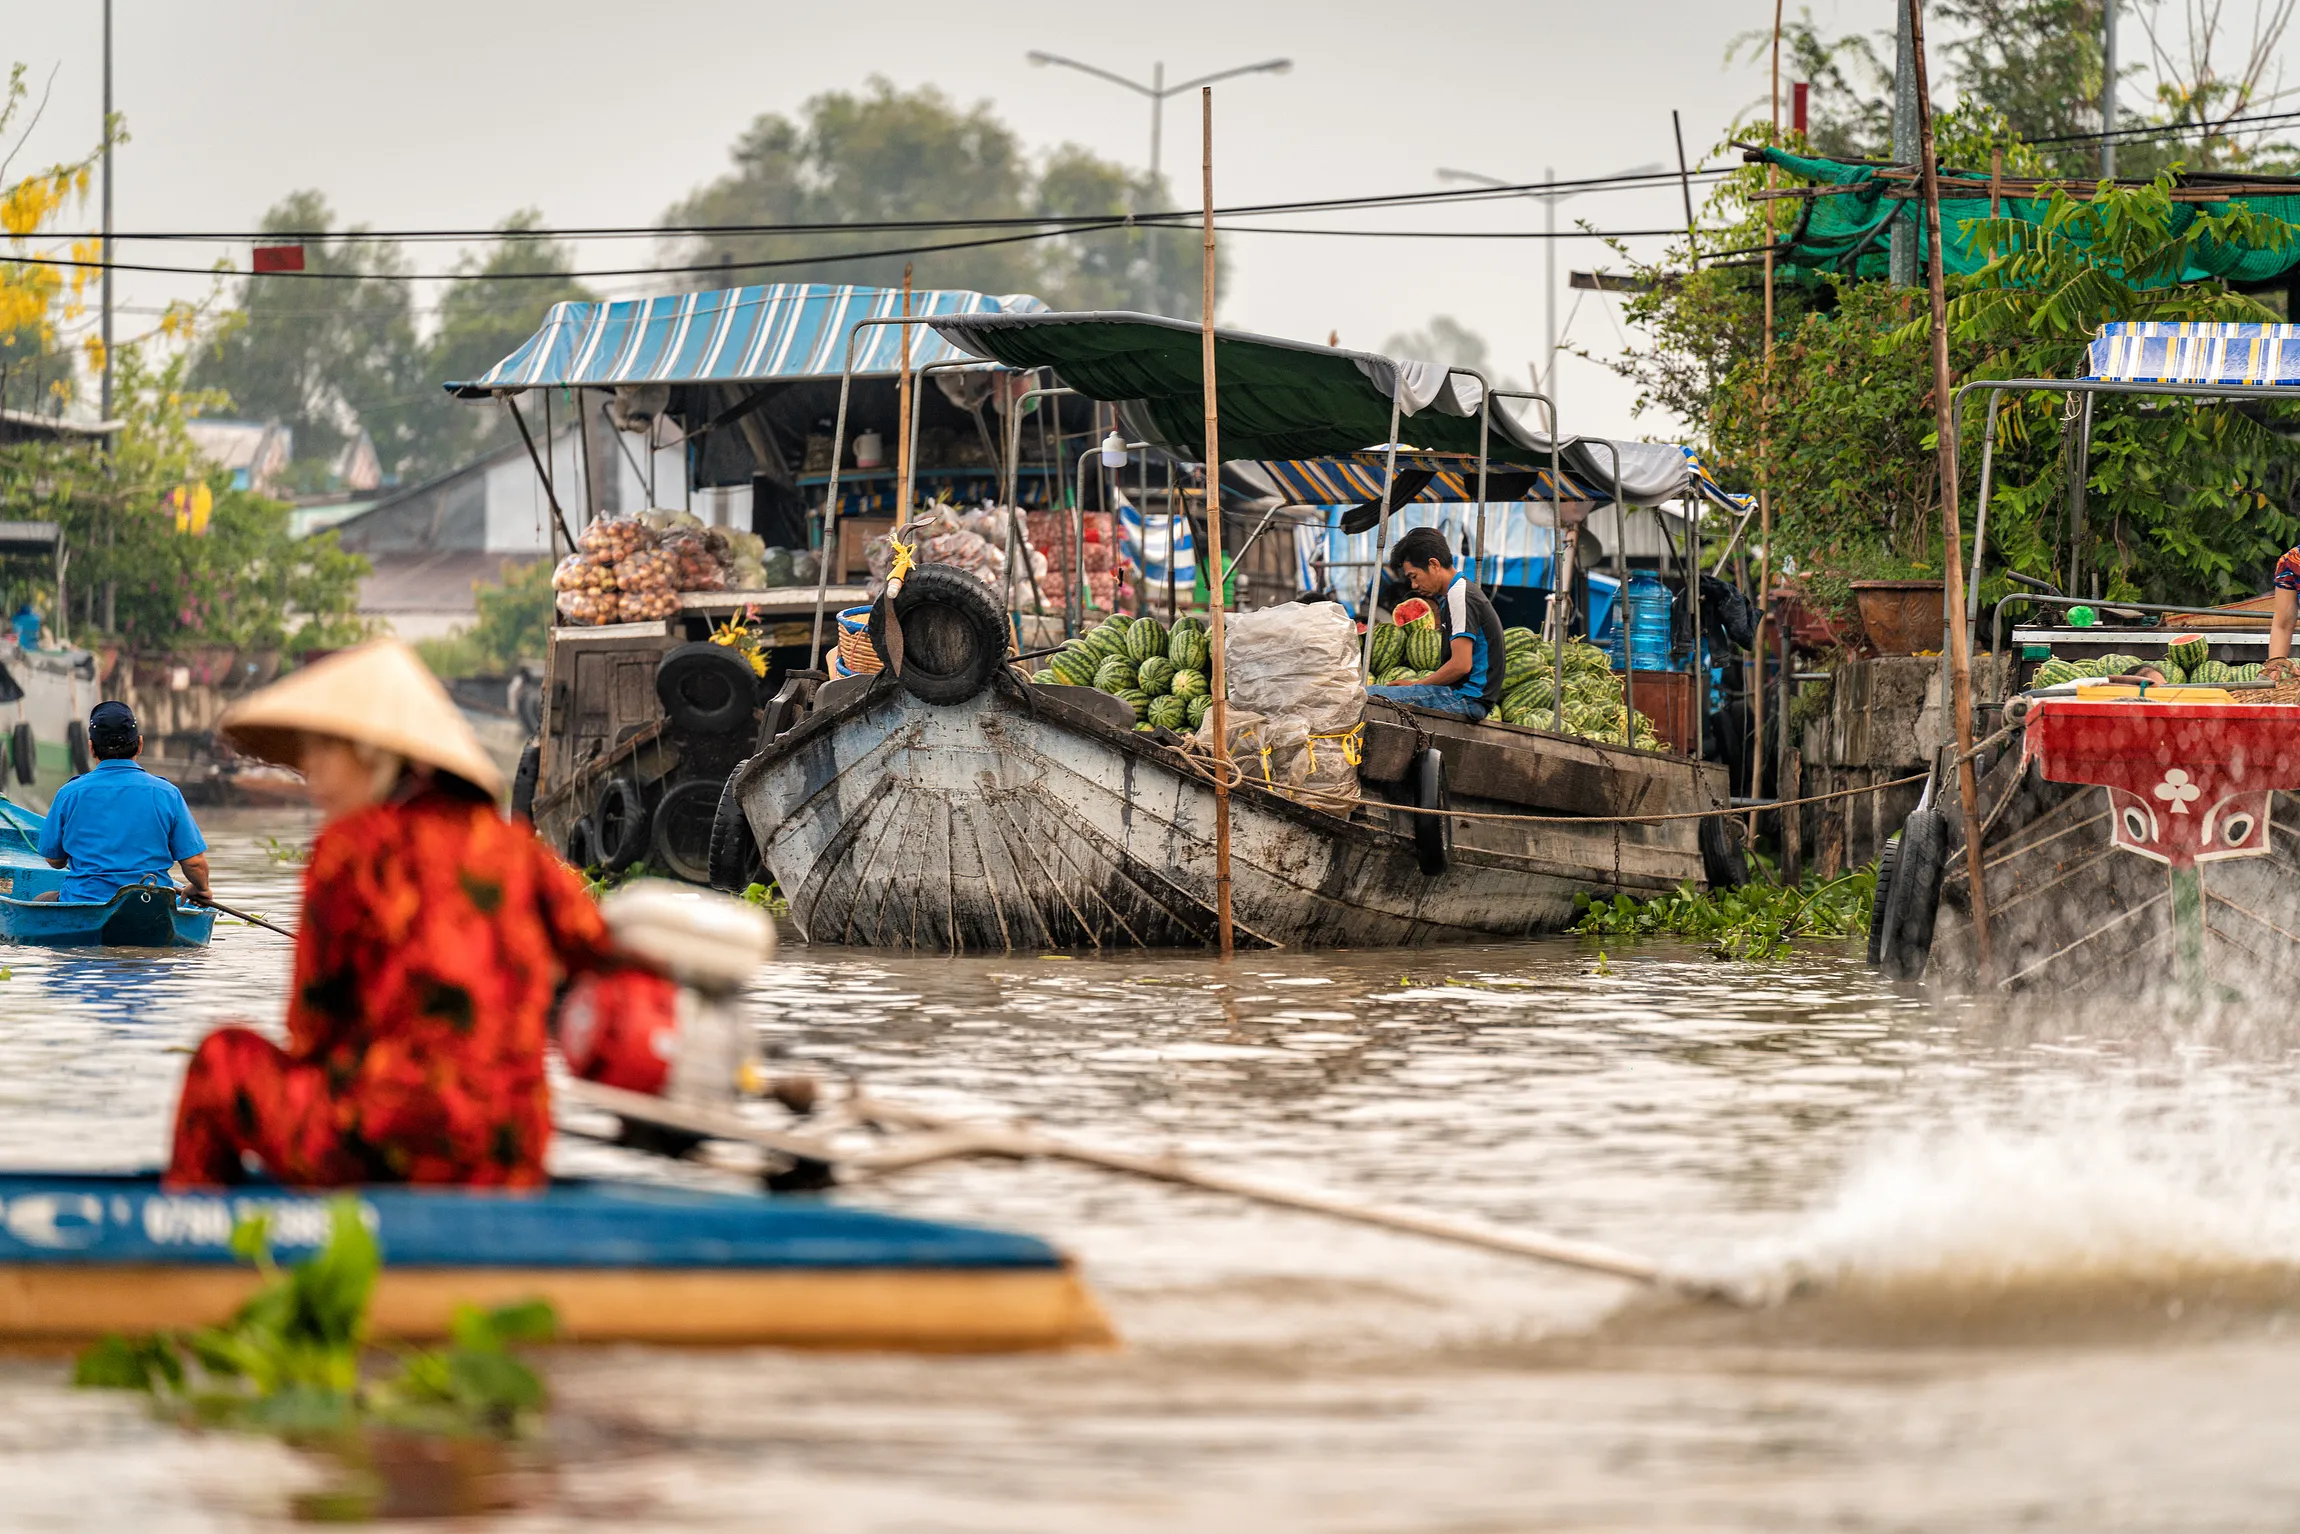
[[1435, 162, 1663, 395], [1025, 51, 1292, 295]]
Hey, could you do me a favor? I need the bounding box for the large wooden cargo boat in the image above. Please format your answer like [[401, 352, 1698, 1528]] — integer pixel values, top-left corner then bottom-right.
[[722, 656, 1733, 952]]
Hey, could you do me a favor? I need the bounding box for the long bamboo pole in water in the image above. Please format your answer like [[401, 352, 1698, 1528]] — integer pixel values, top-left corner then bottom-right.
[[1907, 0, 1994, 979], [1201, 88, 1234, 959]]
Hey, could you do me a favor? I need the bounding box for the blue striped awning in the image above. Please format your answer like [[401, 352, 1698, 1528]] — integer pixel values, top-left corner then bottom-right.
[[2087, 321, 2300, 386], [447, 283, 1046, 397], [1250, 449, 1752, 513]]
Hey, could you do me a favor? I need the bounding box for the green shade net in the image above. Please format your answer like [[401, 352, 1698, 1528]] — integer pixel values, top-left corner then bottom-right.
[[1754, 146, 2300, 285]]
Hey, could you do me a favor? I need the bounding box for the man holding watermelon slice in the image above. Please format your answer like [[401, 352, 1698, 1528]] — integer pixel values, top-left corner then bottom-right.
[[1367, 528, 1506, 720]]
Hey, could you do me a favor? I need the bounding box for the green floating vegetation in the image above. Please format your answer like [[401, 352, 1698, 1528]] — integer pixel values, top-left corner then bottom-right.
[[1571, 863, 1879, 962], [740, 880, 791, 917], [75, 1199, 555, 1442]]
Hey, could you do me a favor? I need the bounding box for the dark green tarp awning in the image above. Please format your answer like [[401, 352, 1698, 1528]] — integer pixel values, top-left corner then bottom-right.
[[927, 310, 1706, 504], [1754, 146, 2300, 286]]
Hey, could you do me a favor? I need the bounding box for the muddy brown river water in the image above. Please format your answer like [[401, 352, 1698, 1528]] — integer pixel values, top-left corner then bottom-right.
[[4, 809, 2300, 1529]]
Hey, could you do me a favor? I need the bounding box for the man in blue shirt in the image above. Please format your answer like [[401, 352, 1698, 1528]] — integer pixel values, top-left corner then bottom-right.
[[1365, 527, 1506, 721], [37, 702, 211, 905], [10, 603, 38, 650]]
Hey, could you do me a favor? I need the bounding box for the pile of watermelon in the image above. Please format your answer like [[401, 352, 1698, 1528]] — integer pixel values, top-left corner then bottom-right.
[[2029, 633, 2261, 689], [1032, 614, 1215, 732], [1368, 598, 1449, 683], [1491, 630, 1665, 749]]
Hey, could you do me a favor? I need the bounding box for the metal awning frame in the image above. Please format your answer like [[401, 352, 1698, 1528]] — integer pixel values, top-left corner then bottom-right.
[[1952, 374, 2300, 697]]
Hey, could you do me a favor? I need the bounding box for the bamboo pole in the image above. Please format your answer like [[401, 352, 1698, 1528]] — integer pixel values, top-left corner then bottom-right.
[[896, 264, 914, 522], [1202, 88, 1234, 960], [1908, 0, 1994, 978], [1753, 0, 1783, 837]]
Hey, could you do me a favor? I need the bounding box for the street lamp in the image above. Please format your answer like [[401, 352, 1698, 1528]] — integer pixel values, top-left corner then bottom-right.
[[1436, 162, 1663, 394], [1026, 51, 1293, 292]]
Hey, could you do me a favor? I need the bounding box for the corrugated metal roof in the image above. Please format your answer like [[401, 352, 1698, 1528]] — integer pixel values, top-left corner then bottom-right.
[[447, 283, 1046, 397]]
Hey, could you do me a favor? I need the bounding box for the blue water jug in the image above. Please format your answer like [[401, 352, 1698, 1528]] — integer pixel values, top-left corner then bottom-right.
[[1623, 570, 1674, 672]]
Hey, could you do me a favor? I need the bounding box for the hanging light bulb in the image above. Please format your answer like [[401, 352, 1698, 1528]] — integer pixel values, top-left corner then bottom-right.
[[1100, 430, 1130, 469]]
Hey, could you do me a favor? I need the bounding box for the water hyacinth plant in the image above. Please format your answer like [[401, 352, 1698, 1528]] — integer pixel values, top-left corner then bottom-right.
[[1571, 864, 1878, 962]]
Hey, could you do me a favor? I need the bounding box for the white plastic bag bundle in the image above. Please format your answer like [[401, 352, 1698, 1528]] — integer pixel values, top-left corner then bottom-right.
[[1196, 603, 1364, 808]]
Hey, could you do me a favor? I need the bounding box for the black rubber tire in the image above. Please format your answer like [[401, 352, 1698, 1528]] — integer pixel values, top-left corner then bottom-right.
[[867, 563, 1008, 706], [656, 642, 758, 735], [509, 742, 541, 823], [592, 776, 650, 874], [563, 816, 599, 871], [1879, 809, 1948, 981], [707, 762, 764, 893], [64, 720, 90, 777], [9, 722, 33, 785], [513, 671, 544, 734], [651, 777, 723, 885], [1412, 747, 1451, 876], [1866, 831, 1901, 969], [1699, 813, 1748, 889]]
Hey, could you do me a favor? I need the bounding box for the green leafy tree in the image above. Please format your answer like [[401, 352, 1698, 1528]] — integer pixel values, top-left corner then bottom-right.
[[668, 76, 1219, 315], [0, 342, 370, 651], [398, 213, 592, 484], [189, 190, 424, 480]]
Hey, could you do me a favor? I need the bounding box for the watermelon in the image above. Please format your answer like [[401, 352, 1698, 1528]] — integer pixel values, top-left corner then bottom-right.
[[1168, 628, 1210, 674], [1369, 623, 1404, 675], [1405, 623, 1445, 674], [2167, 633, 2209, 671], [2232, 662, 2265, 681], [1115, 688, 1151, 722], [2031, 659, 2081, 688], [1137, 655, 1176, 695], [1049, 645, 1099, 684], [1102, 613, 1135, 634], [1085, 620, 1131, 658], [1094, 656, 1139, 692], [1147, 694, 1187, 731], [1170, 668, 1208, 701], [1392, 597, 1432, 627], [1032, 669, 1058, 685], [1169, 615, 1207, 645], [1126, 616, 1170, 663], [1186, 694, 1212, 729], [2189, 659, 2230, 685]]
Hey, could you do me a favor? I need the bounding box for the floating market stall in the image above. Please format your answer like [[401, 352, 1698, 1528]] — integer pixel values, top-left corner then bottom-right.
[[713, 311, 1741, 951], [1878, 322, 2300, 994], [446, 282, 1106, 882]]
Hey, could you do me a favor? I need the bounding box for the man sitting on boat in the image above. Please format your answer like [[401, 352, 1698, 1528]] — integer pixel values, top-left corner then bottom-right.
[[35, 702, 211, 907], [164, 641, 631, 1189], [1364, 527, 1506, 721]]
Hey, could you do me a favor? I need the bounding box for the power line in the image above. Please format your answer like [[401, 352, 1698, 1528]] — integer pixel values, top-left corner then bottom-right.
[[6, 215, 1710, 284], [29, 167, 1733, 249]]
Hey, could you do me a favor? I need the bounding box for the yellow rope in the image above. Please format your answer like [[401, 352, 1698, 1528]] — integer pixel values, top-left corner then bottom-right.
[[887, 536, 917, 583]]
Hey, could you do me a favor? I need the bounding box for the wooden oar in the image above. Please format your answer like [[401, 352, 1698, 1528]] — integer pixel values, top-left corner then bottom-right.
[[558, 1078, 1668, 1288], [186, 891, 297, 941]]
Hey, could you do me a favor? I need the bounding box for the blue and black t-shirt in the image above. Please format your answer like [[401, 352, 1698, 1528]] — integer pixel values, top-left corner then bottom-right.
[[1441, 573, 1506, 710]]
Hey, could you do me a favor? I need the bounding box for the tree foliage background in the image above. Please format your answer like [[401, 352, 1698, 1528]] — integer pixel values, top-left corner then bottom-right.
[[1618, 4, 2300, 616]]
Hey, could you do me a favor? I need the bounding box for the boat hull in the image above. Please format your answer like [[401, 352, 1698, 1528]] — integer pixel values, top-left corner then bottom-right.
[[0, 1173, 1111, 1351], [1927, 725, 2300, 995], [736, 673, 1730, 951], [0, 884, 215, 947]]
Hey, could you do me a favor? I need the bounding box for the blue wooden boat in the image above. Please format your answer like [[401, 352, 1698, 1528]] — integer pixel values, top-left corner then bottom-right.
[[0, 1172, 1112, 1350], [0, 794, 214, 947]]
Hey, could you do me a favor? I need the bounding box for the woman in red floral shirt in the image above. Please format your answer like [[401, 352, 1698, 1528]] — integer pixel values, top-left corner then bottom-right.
[[166, 641, 619, 1188]]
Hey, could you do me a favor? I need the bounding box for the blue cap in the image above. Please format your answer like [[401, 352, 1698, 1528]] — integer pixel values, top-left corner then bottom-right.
[[88, 701, 138, 741]]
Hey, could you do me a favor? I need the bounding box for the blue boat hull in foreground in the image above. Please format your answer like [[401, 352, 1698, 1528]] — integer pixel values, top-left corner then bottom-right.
[[0, 1173, 1111, 1350]]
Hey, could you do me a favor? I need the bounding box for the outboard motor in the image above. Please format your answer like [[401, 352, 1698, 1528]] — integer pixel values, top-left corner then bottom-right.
[[555, 879, 776, 1107]]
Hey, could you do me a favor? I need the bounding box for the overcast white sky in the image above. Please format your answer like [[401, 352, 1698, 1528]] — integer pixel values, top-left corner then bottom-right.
[[6, 0, 1893, 440]]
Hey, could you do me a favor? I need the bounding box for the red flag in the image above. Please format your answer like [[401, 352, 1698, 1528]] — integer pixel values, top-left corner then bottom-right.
[[1792, 81, 1810, 134], [251, 244, 305, 273]]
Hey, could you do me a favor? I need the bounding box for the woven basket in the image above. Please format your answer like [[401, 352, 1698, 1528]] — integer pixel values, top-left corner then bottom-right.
[[835, 605, 882, 675]]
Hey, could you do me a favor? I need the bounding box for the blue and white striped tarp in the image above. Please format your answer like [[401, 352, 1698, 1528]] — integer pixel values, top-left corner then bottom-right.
[[1317, 502, 1562, 616], [448, 283, 1046, 397], [2087, 321, 2300, 386], [1116, 495, 1196, 587]]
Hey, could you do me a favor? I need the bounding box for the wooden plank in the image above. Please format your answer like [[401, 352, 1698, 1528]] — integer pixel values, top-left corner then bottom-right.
[[1361, 708, 1724, 818], [0, 1265, 1114, 1351]]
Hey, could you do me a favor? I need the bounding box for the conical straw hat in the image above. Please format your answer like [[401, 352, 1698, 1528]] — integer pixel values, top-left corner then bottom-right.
[[218, 639, 505, 798]]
